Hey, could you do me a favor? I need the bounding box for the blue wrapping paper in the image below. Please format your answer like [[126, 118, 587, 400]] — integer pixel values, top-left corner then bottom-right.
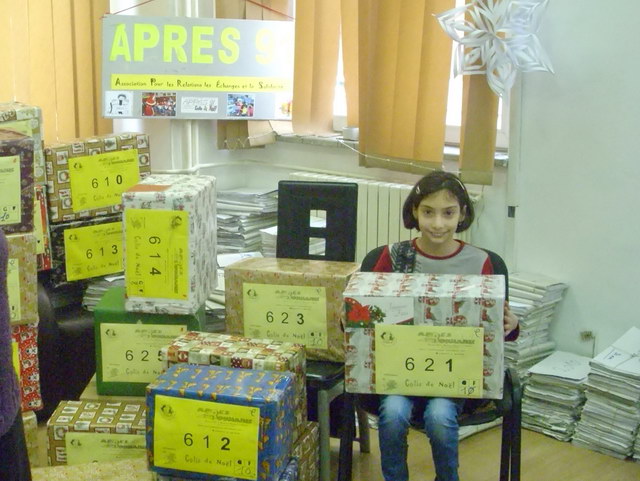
[[147, 364, 296, 481]]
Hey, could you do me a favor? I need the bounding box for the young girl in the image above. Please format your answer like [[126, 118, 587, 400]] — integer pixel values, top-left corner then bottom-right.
[[362, 170, 519, 481]]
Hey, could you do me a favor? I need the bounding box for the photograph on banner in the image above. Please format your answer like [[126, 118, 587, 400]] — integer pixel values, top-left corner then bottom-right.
[[102, 15, 294, 120]]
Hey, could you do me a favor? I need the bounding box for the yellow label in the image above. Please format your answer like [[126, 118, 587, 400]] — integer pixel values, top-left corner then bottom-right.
[[0, 156, 22, 225], [242, 283, 327, 349], [153, 395, 259, 479], [68, 149, 140, 212], [7, 258, 21, 322], [100, 323, 187, 383], [11, 340, 20, 382], [65, 432, 146, 465], [375, 325, 484, 398], [125, 209, 189, 300], [33, 194, 45, 255], [64, 222, 123, 281], [111, 74, 291, 92]]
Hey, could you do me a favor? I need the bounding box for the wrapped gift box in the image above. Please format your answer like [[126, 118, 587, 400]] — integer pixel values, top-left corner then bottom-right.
[[225, 257, 359, 362], [11, 323, 43, 412], [147, 364, 295, 481], [6, 233, 38, 325], [46, 399, 146, 466], [35, 184, 52, 270], [49, 214, 122, 287], [44, 132, 151, 223], [0, 101, 45, 184], [122, 174, 216, 315], [94, 286, 206, 396], [0, 129, 35, 234], [292, 421, 319, 481], [22, 410, 39, 466], [343, 272, 505, 399], [160, 331, 307, 435]]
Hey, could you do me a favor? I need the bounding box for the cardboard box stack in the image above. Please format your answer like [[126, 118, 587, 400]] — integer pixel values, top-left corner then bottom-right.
[[343, 272, 506, 399], [46, 400, 146, 466], [147, 364, 296, 480], [122, 174, 217, 315], [1, 126, 42, 418], [160, 331, 307, 438], [505, 272, 568, 379], [225, 257, 359, 362], [43, 132, 152, 289], [93, 286, 206, 397]]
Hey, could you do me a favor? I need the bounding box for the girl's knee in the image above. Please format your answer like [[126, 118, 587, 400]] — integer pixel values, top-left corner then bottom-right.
[[380, 395, 413, 425]]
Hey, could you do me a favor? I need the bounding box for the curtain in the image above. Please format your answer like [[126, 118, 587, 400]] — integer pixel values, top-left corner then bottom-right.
[[0, 0, 112, 143], [356, 0, 455, 175]]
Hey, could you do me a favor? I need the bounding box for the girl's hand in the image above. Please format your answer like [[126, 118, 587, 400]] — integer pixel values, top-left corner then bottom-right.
[[504, 302, 518, 337]]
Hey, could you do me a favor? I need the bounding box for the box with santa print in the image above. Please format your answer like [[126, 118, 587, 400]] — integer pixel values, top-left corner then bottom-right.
[[46, 399, 146, 466], [160, 331, 307, 437], [11, 322, 43, 412], [343, 272, 505, 399], [34, 184, 53, 270], [44, 132, 151, 223], [0, 101, 46, 184], [0, 129, 35, 234], [146, 363, 296, 481], [122, 174, 216, 316], [94, 286, 206, 397], [6, 232, 38, 325], [224, 257, 359, 362]]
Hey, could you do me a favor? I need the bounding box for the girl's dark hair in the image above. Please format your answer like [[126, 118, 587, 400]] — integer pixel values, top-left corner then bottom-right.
[[402, 170, 475, 232]]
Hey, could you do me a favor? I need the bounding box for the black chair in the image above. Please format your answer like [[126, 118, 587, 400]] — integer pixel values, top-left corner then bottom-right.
[[276, 180, 368, 481], [358, 245, 523, 481]]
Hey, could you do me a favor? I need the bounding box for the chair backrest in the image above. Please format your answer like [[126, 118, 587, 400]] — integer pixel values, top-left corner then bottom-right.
[[276, 180, 358, 262]]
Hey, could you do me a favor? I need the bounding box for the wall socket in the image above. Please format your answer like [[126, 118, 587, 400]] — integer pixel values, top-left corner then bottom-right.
[[580, 330, 595, 341]]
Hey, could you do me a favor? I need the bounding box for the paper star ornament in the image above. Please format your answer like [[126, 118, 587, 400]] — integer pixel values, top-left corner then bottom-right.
[[436, 0, 554, 96]]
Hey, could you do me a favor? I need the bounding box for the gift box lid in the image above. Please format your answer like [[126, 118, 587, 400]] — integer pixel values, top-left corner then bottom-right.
[[148, 364, 294, 404], [225, 257, 359, 279]]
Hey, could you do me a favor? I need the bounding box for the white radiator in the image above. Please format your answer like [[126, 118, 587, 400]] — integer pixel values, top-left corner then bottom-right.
[[289, 172, 474, 263]]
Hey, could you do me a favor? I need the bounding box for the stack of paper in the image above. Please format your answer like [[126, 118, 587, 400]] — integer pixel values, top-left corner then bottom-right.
[[522, 351, 590, 441], [572, 327, 640, 459], [260, 216, 326, 257], [634, 431, 640, 461], [81, 275, 125, 311], [217, 187, 278, 254], [505, 272, 568, 378]]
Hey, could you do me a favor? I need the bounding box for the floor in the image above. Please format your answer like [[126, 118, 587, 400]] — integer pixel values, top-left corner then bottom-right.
[[31, 421, 640, 481]]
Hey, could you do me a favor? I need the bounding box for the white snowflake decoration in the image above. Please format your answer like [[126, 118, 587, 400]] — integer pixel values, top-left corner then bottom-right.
[[436, 0, 554, 97]]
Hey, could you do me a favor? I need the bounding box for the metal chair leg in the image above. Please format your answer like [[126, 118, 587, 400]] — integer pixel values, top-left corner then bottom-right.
[[356, 406, 371, 453]]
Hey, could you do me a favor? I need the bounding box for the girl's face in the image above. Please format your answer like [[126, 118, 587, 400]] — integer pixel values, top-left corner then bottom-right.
[[412, 188, 465, 255]]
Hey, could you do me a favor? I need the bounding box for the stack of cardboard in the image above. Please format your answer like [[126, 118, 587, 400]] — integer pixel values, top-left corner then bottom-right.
[[522, 350, 590, 441], [505, 272, 568, 378], [217, 187, 277, 255], [572, 327, 640, 458]]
